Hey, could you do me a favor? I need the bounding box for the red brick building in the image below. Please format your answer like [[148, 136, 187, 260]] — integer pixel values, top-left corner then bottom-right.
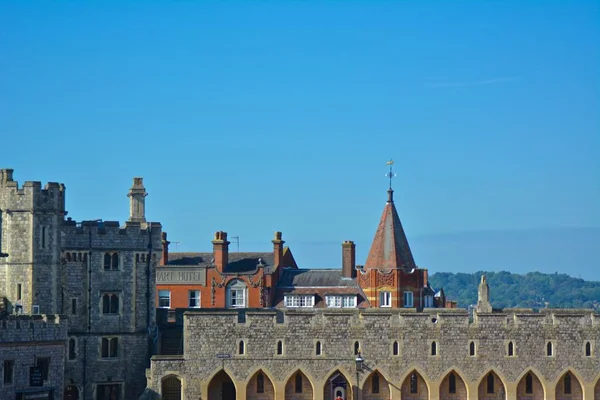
[[156, 187, 449, 311]]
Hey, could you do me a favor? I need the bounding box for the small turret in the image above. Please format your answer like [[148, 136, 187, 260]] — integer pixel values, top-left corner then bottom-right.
[[476, 275, 492, 313], [127, 177, 147, 223]]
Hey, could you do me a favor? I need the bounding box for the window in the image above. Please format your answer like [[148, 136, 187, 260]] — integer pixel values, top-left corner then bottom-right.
[[97, 384, 122, 400], [16, 284, 22, 300], [354, 341, 360, 355], [564, 374, 571, 395], [257, 373, 265, 393], [372, 374, 380, 393], [424, 295, 433, 308], [469, 341, 476, 356], [325, 295, 357, 308], [277, 341, 283, 355], [103, 252, 119, 270], [547, 342, 553, 356], [158, 290, 171, 308], [102, 294, 119, 314], [410, 373, 418, 394], [431, 341, 437, 356], [380, 291, 391, 307], [284, 295, 315, 308], [585, 342, 591, 357], [508, 341, 514, 356], [295, 373, 303, 393], [238, 340, 245, 355], [101, 337, 118, 358], [69, 338, 77, 360], [3, 360, 14, 385], [41, 226, 46, 249], [393, 341, 399, 356], [71, 298, 77, 315], [487, 373, 494, 394], [525, 373, 533, 394], [188, 290, 200, 308], [227, 280, 247, 308], [403, 291, 414, 307], [36, 357, 50, 381], [316, 341, 322, 355], [449, 373, 456, 394], [32, 305, 40, 314]]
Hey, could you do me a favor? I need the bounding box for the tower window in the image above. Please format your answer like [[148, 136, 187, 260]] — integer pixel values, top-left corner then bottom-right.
[[469, 341, 475, 356], [71, 298, 77, 315], [276, 341, 283, 355], [41, 226, 46, 249], [102, 294, 119, 314], [68, 338, 77, 360], [354, 341, 360, 355], [16, 284, 22, 300], [393, 341, 399, 356], [508, 341, 514, 356], [238, 340, 245, 355], [316, 341, 322, 356], [585, 342, 591, 357], [431, 341, 437, 356], [547, 342, 553, 356], [101, 337, 118, 358], [104, 252, 119, 270]]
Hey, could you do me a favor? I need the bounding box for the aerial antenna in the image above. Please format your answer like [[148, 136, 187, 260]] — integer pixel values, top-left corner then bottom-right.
[[172, 241, 181, 249], [385, 159, 396, 189], [231, 236, 240, 252]]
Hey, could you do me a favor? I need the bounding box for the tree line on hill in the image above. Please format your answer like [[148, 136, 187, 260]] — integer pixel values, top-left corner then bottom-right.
[[429, 271, 600, 310]]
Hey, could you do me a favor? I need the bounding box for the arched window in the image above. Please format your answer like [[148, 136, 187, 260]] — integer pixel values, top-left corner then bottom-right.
[[393, 341, 399, 356], [508, 341, 514, 356], [66, 253, 71, 262], [354, 341, 360, 355], [238, 340, 245, 355], [469, 341, 475, 356], [525, 373, 533, 394], [487, 373, 494, 394], [585, 342, 591, 357], [104, 253, 111, 270], [102, 294, 119, 314], [564, 374, 572, 394], [111, 253, 119, 270], [449, 373, 456, 394], [431, 341, 437, 356], [257, 373, 265, 393], [547, 342, 553, 356], [277, 341, 283, 355], [295, 373, 303, 393], [227, 280, 247, 308], [410, 373, 418, 394], [372, 374, 380, 393], [68, 338, 76, 360], [316, 341, 322, 356]]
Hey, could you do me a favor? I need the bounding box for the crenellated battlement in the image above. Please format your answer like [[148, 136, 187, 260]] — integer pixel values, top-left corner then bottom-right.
[[0, 314, 68, 343], [0, 168, 66, 213]]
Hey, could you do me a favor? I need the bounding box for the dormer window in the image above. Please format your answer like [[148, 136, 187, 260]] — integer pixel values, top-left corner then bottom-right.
[[325, 295, 357, 308], [227, 280, 247, 308], [284, 295, 314, 308]]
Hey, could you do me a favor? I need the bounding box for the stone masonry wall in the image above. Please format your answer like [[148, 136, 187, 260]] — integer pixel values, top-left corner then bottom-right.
[[147, 308, 600, 400]]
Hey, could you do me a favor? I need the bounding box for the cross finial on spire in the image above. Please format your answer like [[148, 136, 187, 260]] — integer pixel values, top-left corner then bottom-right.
[[385, 159, 396, 189]]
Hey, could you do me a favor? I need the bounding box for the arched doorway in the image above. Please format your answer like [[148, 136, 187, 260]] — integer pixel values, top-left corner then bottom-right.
[[517, 371, 544, 400], [285, 370, 313, 400], [555, 371, 583, 400], [361, 370, 390, 400], [64, 385, 79, 400], [161, 375, 182, 400], [401, 370, 428, 400], [478, 371, 506, 400], [324, 371, 352, 400], [247, 370, 275, 400], [439, 370, 467, 400], [208, 370, 236, 400]]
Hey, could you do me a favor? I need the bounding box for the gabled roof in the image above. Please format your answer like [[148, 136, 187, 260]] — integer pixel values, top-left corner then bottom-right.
[[364, 188, 416, 271]]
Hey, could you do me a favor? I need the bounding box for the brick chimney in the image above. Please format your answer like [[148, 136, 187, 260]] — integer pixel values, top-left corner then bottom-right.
[[272, 231, 285, 267], [342, 241, 356, 278], [212, 231, 229, 272], [161, 232, 170, 265]]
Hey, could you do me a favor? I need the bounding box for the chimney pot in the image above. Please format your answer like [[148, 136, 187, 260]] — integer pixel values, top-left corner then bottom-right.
[[342, 240, 356, 278]]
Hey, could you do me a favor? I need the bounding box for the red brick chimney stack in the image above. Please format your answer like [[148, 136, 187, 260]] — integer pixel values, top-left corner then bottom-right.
[[272, 231, 285, 267], [161, 232, 170, 265], [342, 240, 356, 278], [212, 231, 229, 272]]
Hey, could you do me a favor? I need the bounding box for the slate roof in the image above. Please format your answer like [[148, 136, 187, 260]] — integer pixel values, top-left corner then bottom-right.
[[364, 188, 417, 271], [166, 252, 275, 274]]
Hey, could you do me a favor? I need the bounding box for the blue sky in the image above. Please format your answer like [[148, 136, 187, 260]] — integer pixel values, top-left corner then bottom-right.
[[1, 1, 598, 279]]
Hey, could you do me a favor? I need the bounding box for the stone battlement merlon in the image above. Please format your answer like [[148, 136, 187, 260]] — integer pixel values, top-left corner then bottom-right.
[[0, 169, 66, 212], [0, 314, 68, 343]]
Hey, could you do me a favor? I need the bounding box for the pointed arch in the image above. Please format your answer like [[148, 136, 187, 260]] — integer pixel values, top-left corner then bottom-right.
[[360, 369, 392, 400], [284, 368, 314, 400], [554, 368, 584, 400], [439, 368, 468, 400], [246, 368, 275, 399], [161, 374, 183, 400], [594, 375, 600, 400], [516, 368, 546, 400], [323, 368, 353, 400], [399, 367, 431, 397], [477, 369, 507, 400], [207, 369, 237, 400]]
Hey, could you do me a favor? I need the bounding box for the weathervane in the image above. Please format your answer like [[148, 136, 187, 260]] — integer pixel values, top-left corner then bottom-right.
[[385, 159, 396, 189]]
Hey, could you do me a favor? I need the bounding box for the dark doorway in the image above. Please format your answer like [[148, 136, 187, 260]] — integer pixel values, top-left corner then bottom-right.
[[207, 370, 236, 400], [64, 385, 79, 400], [222, 382, 235, 400]]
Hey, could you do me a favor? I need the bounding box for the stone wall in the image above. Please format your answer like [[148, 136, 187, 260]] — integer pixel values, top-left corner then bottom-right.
[[146, 308, 600, 400]]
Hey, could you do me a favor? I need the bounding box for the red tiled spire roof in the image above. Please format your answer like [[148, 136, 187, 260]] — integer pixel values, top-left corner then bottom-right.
[[364, 188, 416, 270]]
